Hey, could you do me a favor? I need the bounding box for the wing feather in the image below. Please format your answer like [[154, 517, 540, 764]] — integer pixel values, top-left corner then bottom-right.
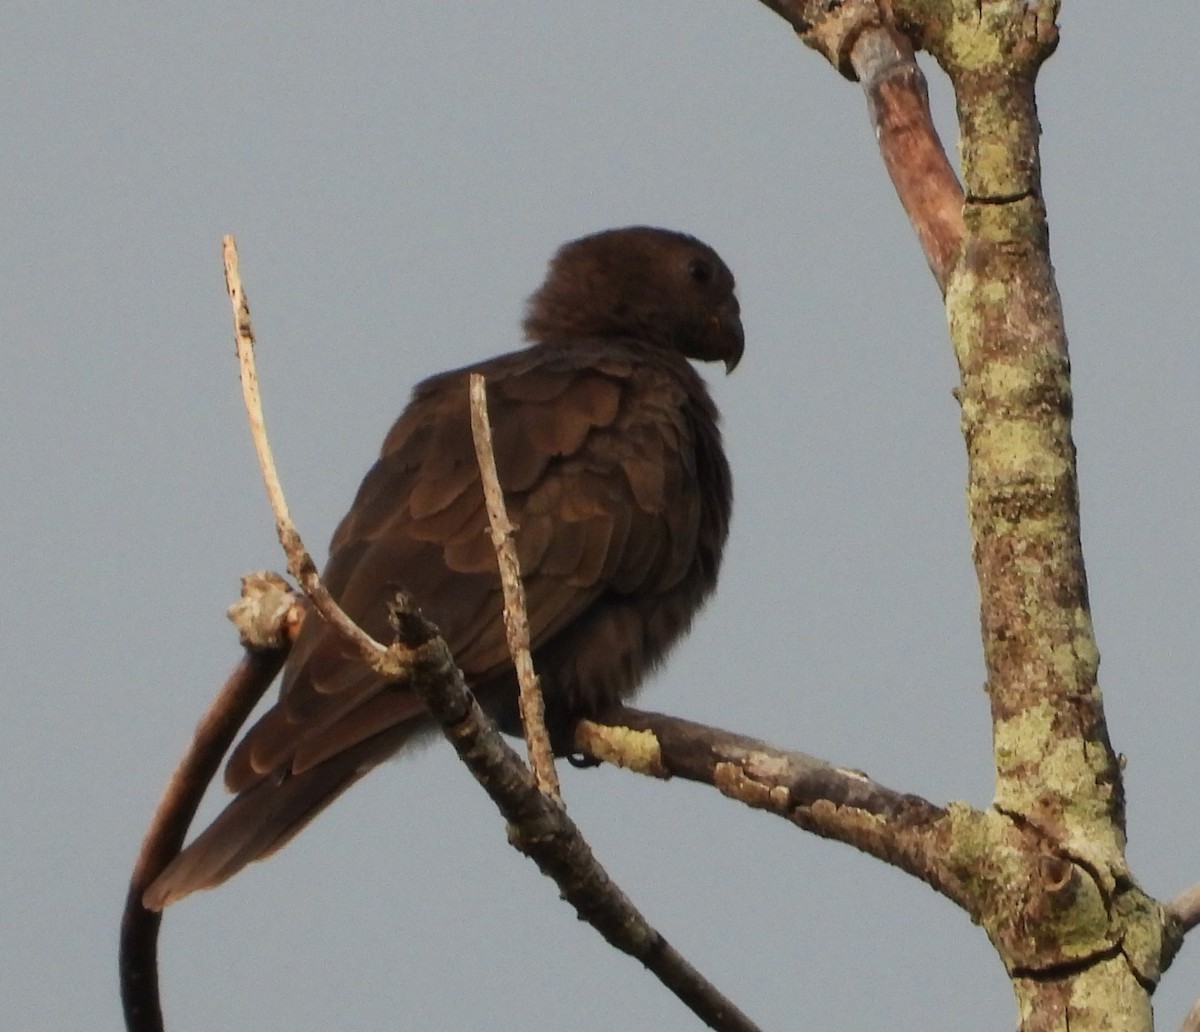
[[222, 341, 717, 851]]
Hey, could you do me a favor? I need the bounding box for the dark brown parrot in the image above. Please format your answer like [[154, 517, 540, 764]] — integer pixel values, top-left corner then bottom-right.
[[144, 226, 743, 908]]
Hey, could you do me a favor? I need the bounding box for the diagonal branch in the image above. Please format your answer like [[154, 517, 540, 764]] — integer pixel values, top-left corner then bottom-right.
[[223, 236, 404, 680], [389, 602, 764, 1032], [847, 25, 964, 290], [754, 0, 965, 289]]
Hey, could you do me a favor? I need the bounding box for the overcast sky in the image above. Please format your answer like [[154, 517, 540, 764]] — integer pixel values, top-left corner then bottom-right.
[[3, 4, 1198, 1031]]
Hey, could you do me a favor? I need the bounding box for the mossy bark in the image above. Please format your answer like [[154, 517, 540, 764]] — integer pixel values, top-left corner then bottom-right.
[[928, 3, 1162, 1029], [749, 0, 1178, 1027]]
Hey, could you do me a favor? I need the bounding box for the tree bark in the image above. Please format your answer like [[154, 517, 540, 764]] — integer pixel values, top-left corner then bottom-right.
[[744, 1, 1176, 1028]]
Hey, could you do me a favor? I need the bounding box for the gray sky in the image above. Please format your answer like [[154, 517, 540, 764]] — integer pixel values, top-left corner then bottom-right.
[[4, 4, 1198, 1030]]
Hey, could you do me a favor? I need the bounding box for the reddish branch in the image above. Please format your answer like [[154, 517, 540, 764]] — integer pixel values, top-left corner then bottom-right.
[[756, 0, 965, 289], [119, 645, 287, 1032], [848, 26, 964, 289], [1167, 883, 1200, 936]]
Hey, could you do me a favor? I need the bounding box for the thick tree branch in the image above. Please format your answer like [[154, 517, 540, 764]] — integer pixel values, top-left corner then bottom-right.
[[933, 2, 1125, 886], [468, 373, 560, 801], [901, 2, 1160, 1027], [752, 3, 1174, 1028]]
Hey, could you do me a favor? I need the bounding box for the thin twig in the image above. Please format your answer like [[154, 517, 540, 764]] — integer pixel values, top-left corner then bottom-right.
[[119, 648, 287, 1032], [222, 235, 402, 678], [467, 373, 560, 800]]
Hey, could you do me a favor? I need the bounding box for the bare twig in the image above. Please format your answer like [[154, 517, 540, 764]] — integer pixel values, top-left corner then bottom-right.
[[848, 26, 964, 291], [120, 646, 288, 1032], [1167, 883, 1200, 936], [222, 235, 403, 679], [467, 373, 560, 800]]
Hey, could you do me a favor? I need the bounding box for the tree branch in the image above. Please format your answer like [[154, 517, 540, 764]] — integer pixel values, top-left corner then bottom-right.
[[223, 236, 406, 680], [388, 603, 763, 1032], [577, 708, 934, 816], [1166, 883, 1200, 937], [1178, 996, 1200, 1032], [931, 1, 1125, 888], [119, 636, 289, 1032], [467, 372, 560, 800], [576, 707, 979, 911], [891, 2, 1161, 1026], [754, 0, 965, 289], [848, 25, 964, 290]]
